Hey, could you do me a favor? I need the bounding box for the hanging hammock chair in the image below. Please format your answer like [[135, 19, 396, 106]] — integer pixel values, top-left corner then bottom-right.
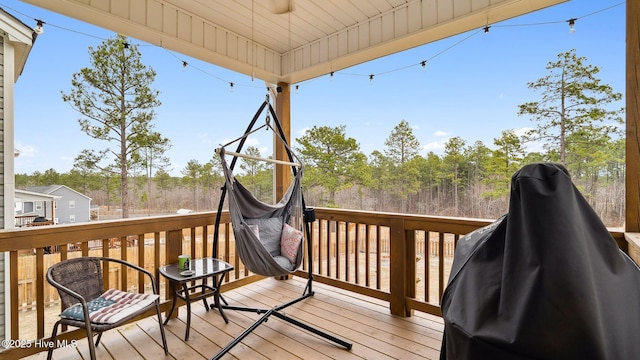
[[211, 95, 352, 359], [218, 145, 304, 277]]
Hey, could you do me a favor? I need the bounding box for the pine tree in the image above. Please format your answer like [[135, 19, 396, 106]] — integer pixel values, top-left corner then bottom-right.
[[518, 49, 623, 166], [62, 34, 169, 218]]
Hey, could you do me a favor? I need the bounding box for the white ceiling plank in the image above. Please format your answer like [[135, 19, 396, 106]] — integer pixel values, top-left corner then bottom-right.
[[472, 0, 492, 12], [453, 0, 472, 18], [147, 1, 163, 32], [407, 1, 422, 33], [177, 11, 192, 42], [130, 1, 146, 25], [437, 0, 455, 23], [394, 6, 409, 38], [191, 17, 204, 47], [21, 0, 568, 84]]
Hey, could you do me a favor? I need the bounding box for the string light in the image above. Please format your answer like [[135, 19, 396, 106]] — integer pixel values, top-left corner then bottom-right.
[[34, 19, 44, 34], [295, 85, 299, 94], [8, 1, 622, 92], [567, 18, 577, 33]]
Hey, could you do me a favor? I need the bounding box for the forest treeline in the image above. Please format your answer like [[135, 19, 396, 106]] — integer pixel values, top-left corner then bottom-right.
[[15, 117, 625, 227], [16, 48, 625, 227]]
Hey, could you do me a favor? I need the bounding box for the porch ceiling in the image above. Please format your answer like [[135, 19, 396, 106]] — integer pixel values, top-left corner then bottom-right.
[[21, 0, 565, 85]]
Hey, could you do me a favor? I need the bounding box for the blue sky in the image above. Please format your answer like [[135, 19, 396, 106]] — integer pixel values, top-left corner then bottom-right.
[[2, 0, 626, 176]]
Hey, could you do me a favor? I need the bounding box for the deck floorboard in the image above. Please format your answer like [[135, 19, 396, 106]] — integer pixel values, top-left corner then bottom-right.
[[29, 277, 444, 360]]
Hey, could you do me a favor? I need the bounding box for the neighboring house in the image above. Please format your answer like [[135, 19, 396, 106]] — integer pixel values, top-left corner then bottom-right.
[[14, 189, 60, 227], [0, 8, 36, 343], [25, 185, 92, 224]]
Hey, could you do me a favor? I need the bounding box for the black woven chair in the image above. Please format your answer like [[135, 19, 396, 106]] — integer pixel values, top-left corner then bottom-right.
[[46, 257, 168, 360]]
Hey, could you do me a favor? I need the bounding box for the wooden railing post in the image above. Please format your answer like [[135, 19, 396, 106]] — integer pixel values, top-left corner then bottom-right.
[[166, 229, 182, 267], [165, 229, 182, 317], [389, 217, 411, 317], [405, 229, 416, 317]]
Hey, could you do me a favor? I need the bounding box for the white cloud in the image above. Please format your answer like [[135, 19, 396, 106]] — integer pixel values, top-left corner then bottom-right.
[[433, 130, 449, 137], [259, 146, 271, 157], [197, 132, 214, 145], [423, 141, 447, 153], [513, 127, 545, 153], [15, 143, 37, 158], [513, 127, 532, 137], [245, 138, 260, 147]]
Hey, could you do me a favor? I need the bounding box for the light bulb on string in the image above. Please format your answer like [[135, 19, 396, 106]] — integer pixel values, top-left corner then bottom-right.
[[182, 61, 188, 72], [229, 82, 234, 93], [295, 85, 299, 94], [483, 25, 490, 33], [567, 18, 576, 34], [330, 71, 334, 82], [421, 61, 427, 72], [34, 19, 44, 34], [369, 74, 374, 85]]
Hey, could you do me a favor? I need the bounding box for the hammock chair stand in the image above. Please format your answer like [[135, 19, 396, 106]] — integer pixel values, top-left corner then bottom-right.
[[211, 96, 352, 360]]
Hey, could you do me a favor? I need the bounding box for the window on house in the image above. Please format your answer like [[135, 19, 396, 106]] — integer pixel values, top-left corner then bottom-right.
[[35, 202, 43, 211], [69, 214, 75, 223], [69, 200, 75, 209]]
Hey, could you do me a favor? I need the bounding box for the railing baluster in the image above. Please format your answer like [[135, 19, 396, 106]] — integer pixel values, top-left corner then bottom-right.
[[36, 248, 45, 339], [344, 222, 349, 282], [202, 225, 209, 259], [190, 227, 197, 260], [365, 224, 370, 287], [438, 233, 445, 301], [81, 241, 89, 257], [424, 231, 429, 303], [10, 250, 18, 340], [318, 220, 328, 275], [326, 220, 331, 278], [138, 233, 145, 292], [376, 226, 381, 290], [155, 232, 161, 298], [355, 223, 360, 285], [120, 236, 127, 290]]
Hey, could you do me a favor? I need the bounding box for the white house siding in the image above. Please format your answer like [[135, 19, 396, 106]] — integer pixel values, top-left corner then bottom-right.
[[0, 9, 34, 342], [0, 35, 5, 342]]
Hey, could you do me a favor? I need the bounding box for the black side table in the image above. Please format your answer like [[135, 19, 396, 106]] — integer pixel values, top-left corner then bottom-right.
[[159, 257, 234, 340]]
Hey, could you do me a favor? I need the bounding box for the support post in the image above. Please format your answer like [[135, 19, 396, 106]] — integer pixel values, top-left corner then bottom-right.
[[165, 229, 182, 317], [626, 0, 640, 232], [275, 82, 292, 201], [389, 217, 410, 316]]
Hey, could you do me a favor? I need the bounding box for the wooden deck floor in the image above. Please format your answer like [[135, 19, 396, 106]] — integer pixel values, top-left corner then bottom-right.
[[27, 277, 444, 359]]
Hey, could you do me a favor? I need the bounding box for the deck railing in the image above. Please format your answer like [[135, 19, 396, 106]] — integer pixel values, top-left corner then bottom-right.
[[0, 208, 629, 358]]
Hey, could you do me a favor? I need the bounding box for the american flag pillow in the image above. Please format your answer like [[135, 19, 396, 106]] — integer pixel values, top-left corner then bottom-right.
[[60, 288, 158, 324]]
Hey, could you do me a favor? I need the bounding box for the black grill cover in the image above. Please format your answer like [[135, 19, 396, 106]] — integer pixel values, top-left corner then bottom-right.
[[440, 163, 640, 360]]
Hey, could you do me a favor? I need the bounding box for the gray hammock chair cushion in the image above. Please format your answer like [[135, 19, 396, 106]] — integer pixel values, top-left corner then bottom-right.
[[219, 148, 305, 277]]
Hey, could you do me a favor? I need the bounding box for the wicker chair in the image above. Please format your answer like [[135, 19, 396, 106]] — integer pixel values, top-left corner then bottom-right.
[[46, 257, 168, 360]]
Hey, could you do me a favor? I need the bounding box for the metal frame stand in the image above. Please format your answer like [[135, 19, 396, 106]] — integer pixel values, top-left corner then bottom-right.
[[211, 96, 352, 359]]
